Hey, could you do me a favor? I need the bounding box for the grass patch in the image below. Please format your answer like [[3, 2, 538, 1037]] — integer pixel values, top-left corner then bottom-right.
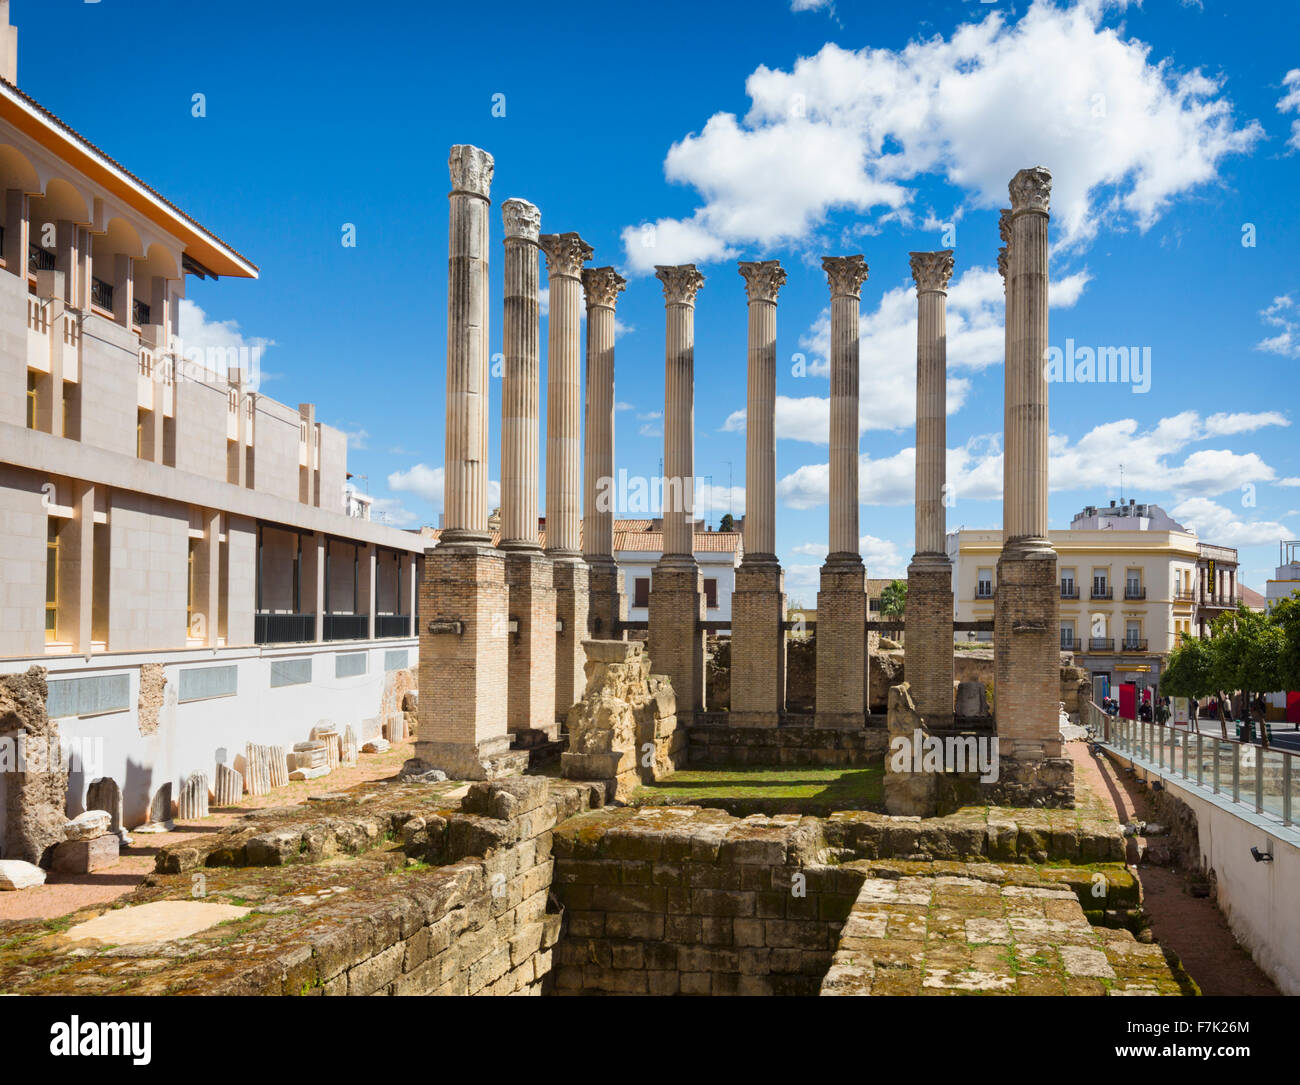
[[630, 763, 884, 816]]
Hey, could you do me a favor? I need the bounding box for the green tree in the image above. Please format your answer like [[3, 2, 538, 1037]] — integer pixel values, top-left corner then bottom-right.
[[1208, 605, 1286, 745], [880, 579, 908, 618], [1270, 589, 1300, 695], [1160, 634, 1216, 733], [718, 513, 735, 533]]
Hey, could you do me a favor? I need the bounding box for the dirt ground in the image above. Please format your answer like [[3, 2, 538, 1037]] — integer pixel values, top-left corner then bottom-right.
[[0, 739, 416, 924], [1070, 740, 1279, 996]]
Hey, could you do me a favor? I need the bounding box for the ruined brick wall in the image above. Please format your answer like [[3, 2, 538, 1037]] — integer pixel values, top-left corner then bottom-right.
[[550, 807, 859, 995], [687, 721, 887, 766]]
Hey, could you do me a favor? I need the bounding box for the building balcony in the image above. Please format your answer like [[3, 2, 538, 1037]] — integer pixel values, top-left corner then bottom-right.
[[1088, 637, 1114, 652], [1060, 586, 1079, 599], [324, 613, 369, 641], [1122, 638, 1148, 652], [1200, 593, 1243, 609], [974, 587, 994, 600], [374, 614, 411, 638], [1060, 635, 1077, 651], [254, 612, 315, 644], [1124, 586, 1146, 600], [1090, 587, 1113, 600], [1173, 588, 1196, 601]]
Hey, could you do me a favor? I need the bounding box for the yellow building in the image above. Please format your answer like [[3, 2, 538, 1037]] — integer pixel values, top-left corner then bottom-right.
[[948, 500, 1238, 698]]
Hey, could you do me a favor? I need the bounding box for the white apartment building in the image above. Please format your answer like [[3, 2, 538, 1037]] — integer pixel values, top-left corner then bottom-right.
[[0, 14, 423, 835], [615, 519, 743, 624], [949, 500, 1242, 699]]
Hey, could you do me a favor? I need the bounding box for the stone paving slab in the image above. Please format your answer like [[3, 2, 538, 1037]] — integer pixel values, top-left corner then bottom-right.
[[820, 863, 1195, 997]]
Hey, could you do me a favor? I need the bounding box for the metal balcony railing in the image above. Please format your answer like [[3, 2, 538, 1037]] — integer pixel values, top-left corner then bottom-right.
[[1088, 637, 1114, 652], [28, 243, 55, 274], [1060, 585, 1079, 599], [1124, 586, 1147, 600], [1122, 638, 1149, 652], [133, 297, 151, 326], [254, 612, 315, 644], [324, 613, 369, 641], [1090, 586, 1113, 600], [1060, 635, 1077, 651], [91, 277, 114, 312], [974, 586, 994, 599], [374, 614, 411, 638]]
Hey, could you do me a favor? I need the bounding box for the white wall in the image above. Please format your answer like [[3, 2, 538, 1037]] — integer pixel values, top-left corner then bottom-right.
[[1124, 757, 1300, 995], [3, 638, 415, 832]]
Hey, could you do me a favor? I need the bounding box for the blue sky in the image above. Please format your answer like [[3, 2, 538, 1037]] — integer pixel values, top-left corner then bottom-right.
[[21, 0, 1300, 603]]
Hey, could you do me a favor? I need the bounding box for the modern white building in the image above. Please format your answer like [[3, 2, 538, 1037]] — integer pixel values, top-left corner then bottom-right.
[[0, 11, 422, 836]]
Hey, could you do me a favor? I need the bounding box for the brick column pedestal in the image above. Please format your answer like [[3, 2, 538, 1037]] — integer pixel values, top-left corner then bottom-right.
[[648, 562, 706, 723], [553, 560, 590, 721], [904, 562, 954, 728], [730, 561, 786, 727]]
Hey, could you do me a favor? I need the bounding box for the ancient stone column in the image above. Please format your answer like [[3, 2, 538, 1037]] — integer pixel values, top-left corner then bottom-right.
[[816, 255, 870, 729], [906, 250, 956, 727], [731, 260, 788, 727], [541, 232, 593, 720], [501, 198, 557, 740], [994, 166, 1064, 773], [582, 265, 628, 641], [649, 264, 707, 722], [416, 144, 523, 781]]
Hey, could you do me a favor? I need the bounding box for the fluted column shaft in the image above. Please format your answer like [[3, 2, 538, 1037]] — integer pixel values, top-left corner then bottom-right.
[[739, 261, 786, 561], [541, 233, 592, 560], [911, 251, 954, 558], [442, 145, 493, 542], [501, 199, 541, 549], [998, 211, 1013, 540], [1007, 170, 1051, 546], [823, 257, 869, 560], [582, 267, 626, 561], [656, 265, 705, 560]]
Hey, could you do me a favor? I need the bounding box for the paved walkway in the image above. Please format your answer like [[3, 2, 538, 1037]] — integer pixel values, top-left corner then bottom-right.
[[0, 739, 415, 924]]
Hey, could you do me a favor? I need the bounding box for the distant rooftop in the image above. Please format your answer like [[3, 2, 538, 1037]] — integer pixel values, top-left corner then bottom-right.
[[1069, 499, 1190, 533]]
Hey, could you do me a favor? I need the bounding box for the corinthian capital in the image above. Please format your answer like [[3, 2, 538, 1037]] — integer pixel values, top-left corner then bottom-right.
[[502, 198, 541, 242], [655, 264, 705, 306], [738, 260, 787, 304], [822, 255, 869, 299], [909, 250, 954, 294], [539, 232, 593, 278], [582, 266, 627, 309], [1009, 167, 1052, 215], [448, 144, 494, 198], [997, 246, 1008, 281]]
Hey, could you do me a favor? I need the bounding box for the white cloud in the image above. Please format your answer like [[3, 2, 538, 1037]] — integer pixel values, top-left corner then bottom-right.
[[621, 1, 1262, 270], [343, 428, 369, 450], [1278, 478, 1300, 488], [791, 0, 832, 10], [367, 496, 420, 528], [723, 264, 1089, 443], [1256, 295, 1300, 358], [774, 410, 1289, 510], [176, 298, 275, 390], [1279, 69, 1300, 152], [694, 483, 746, 520], [785, 534, 906, 576], [1168, 497, 1292, 548], [386, 463, 499, 511]]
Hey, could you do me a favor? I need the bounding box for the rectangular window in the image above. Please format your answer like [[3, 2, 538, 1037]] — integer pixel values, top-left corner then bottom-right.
[[976, 569, 993, 598], [1125, 621, 1142, 649], [47, 673, 130, 718], [178, 664, 238, 703], [703, 578, 718, 609], [1125, 570, 1142, 598], [335, 652, 367, 679], [187, 539, 197, 638], [633, 577, 650, 608], [270, 657, 312, 688], [384, 649, 409, 672], [1092, 568, 1109, 597], [1060, 622, 1075, 650], [45, 519, 59, 642], [26, 370, 37, 429], [1060, 568, 1076, 597]]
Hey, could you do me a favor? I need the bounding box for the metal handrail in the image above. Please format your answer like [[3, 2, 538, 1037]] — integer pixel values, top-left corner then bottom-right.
[[1096, 711, 1297, 829]]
